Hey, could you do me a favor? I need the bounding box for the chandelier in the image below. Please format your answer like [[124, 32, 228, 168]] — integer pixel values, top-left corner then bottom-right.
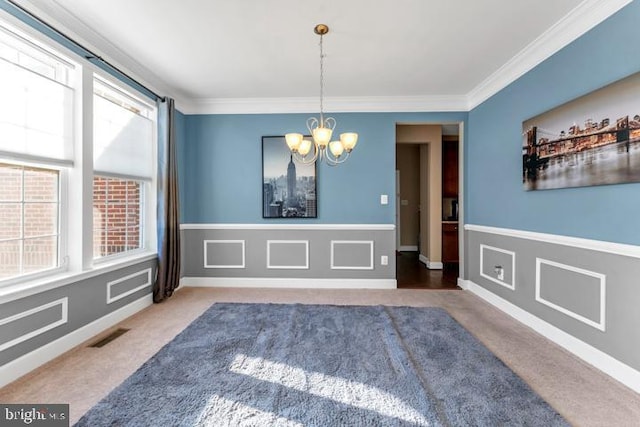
[[285, 24, 358, 166]]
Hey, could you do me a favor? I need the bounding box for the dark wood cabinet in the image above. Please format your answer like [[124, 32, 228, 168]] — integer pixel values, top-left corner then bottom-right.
[[442, 140, 458, 198], [442, 222, 459, 263]]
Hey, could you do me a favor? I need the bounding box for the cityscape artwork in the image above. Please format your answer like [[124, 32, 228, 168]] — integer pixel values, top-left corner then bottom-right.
[[262, 136, 317, 218], [523, 71, 640, 191]]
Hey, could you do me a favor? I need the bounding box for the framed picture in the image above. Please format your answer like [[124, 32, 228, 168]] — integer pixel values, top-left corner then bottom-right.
[[523, 71, 640, 191], [262, 136, 317, 218]]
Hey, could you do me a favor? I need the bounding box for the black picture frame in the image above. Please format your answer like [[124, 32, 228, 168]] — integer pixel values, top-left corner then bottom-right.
[[262, 135, 317, 218]]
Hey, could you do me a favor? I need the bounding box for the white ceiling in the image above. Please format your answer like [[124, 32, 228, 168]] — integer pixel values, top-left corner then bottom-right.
[[9, 0, 632, 112]]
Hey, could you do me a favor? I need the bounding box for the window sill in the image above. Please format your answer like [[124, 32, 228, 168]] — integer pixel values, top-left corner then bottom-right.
[[0, 251, 158, 305]]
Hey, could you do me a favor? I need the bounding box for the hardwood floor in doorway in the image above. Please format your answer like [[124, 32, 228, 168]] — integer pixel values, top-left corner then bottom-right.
[[396, 251, 459, 289]]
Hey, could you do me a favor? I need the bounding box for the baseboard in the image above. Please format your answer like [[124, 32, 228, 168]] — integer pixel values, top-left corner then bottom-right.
[[457, 278, 470, 290], [181, 277, 397, 289], [0, 294, 153, 388], [462, 279, 640, 394], [399, 246, 418, 252], [418, 254, 443, 270]]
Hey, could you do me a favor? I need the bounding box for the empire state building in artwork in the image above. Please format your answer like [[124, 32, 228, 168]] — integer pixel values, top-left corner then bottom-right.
[[286, 154, 297, 208]]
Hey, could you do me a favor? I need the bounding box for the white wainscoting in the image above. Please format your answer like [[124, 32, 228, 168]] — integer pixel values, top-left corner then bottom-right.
[[106, 268, 152, 304], [266, 240, 309, 270], [479, 244, 516, 290], [330, 241, 374, 270], [0, 297, 68, 353], [535, 258, 606, 332], [203, 240, 246, 269]]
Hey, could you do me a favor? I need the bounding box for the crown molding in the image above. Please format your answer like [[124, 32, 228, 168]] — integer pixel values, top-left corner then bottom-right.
[[467, 0, 632, 110], [180, 95, 469, 115], [5, 0, 632, 115]]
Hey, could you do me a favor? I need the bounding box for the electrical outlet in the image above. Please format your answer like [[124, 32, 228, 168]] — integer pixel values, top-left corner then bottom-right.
[[494, 266, 504, 281], [380, 194, 388, 205], [381, 255, 388, 265]]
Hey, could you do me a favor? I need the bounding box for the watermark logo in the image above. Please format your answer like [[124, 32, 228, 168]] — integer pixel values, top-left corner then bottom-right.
[[0, 404, 68, 427]]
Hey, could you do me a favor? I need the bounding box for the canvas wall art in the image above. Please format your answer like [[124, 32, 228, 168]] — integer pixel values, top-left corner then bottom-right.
[[262, 136, 317, 218], [523, 72, 640, 191]]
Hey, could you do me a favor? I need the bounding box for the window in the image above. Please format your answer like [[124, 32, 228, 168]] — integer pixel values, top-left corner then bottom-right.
[[0, 163, 59, 280], [0, 15, 156, 286], [92, 78, 154, 260], [0, 22, 73, 283], [0, 26, 74, 164], [93, 176, 142, 257]]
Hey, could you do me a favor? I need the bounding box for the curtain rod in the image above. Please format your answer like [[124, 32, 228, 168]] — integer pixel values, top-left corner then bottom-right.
[[6, 0, 163, 101]]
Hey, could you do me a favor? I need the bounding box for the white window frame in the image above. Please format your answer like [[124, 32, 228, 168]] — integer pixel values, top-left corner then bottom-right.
[[90, 71, 157, 264], [0, 9, 157, 292], [0, 161, 67, 287]]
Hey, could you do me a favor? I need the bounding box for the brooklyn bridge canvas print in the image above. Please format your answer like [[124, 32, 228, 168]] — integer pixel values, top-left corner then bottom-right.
[[523, 72, 640, 191], [262, 136, 317, 218]]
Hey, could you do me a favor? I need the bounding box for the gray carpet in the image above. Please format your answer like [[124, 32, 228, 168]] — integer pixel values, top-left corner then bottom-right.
[[75, 303, 568, 426]]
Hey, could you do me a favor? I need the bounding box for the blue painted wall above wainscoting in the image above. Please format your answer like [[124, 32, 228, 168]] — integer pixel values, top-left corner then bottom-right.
[[467, 1, 640, 245], [179, 112, 467, 224]]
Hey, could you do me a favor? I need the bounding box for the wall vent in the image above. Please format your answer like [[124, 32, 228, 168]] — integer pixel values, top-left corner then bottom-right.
[[89, 328, 130, 348]]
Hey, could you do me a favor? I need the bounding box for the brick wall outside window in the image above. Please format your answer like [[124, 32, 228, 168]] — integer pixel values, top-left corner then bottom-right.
[[93, 176, 142, 258], [0, 163, 59, 280]]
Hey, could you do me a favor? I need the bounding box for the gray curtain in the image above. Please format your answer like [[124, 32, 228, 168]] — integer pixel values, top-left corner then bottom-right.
[[153, 97, 181, 302]]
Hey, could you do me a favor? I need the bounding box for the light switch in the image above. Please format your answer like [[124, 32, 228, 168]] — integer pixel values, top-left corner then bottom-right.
[[380, 194, 388, 205]]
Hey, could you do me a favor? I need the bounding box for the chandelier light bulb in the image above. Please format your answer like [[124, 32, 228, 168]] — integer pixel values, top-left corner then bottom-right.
[[329, 140, 345, 157], [340, 132, 358, 152], [313, 127, 332, 148], [298, 139, 313, 156], [285, 133, 303, 152]]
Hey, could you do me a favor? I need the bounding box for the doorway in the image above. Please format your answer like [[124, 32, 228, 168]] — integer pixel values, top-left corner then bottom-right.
[[395, 123, 462, 289]]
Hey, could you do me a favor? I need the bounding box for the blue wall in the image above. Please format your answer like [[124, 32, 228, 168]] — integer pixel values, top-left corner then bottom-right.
[[467, 2, 640, 245], [180, 112, 467, 224]]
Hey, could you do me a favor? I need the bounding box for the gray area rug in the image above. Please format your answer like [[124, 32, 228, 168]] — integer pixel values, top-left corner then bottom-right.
[[75, 303, 568, 426]]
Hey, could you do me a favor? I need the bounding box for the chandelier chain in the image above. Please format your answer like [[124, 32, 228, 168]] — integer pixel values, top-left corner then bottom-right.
[[319, 32, 324, 125]]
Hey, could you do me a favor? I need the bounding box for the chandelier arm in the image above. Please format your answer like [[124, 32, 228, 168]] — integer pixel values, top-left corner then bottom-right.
[[324, 149, 350, 165], [306, 117, 319, 135], [323, 117, 336, 131]]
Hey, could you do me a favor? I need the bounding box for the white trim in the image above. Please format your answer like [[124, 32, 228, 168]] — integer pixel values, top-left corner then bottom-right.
[[181, 223, 395, 231], [0, 252, 157, 304], [330, 241, 374, 270], [106, 268, 152, 304], [0, 294, 151, 388], [464, 224, 640, 259], [399, 245, 418, 252], [181, 95, 469, 115], [467, 0, 633, 109], [266, 240, 309, 270], [0, 297, 68, 353], [418, 254, 443, 270], [479, 244, 516, 290], [461, 279, 640, 394], [181, 277, 396, 290], [535, 258, 606, 332], [203, 240, 246, 269], [457, 277, 470, 290], [6, 0, 630, 114]]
